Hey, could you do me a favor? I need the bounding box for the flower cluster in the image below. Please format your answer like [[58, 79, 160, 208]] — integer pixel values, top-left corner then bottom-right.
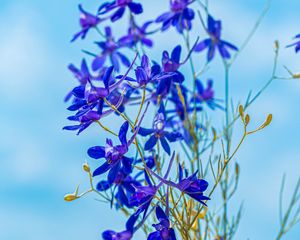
[[62, 1, 286, 239]]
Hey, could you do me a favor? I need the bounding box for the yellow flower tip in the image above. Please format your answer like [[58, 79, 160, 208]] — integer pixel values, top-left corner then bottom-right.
[[83, 163, 90, 172], [274, 40, 279, 50], [212, 127, 217, 141], [292, 73, 300, 79], [263, 114, 273, 128], [245, 114, 250, 126], [235, 163, 240, 176], [238, 105, 244, 120], [64, 194, 79, 202]]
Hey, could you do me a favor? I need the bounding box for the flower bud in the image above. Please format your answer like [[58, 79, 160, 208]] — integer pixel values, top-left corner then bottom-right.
[[245, 114, 250, 126], [274, 40, 279, 50], [83, 163, 90, 172], [238, 105, 244, 120], [64, 194, 79, 202]]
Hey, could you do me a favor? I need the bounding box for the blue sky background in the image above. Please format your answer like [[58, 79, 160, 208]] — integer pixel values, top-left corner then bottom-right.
[[0, 0, 299, 239]]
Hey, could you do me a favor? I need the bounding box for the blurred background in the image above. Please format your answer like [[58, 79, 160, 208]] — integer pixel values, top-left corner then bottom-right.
[[0, 0, 299, 239]]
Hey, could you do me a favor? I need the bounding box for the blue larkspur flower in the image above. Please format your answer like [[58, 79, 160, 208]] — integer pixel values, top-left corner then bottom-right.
[[147, 163, 210, 206], [287, 34, 300, 53], [156, 0, 195, 33], [92, 27, 130, 72], [129, 153, 176, 225], [190, 79, 222, 110], [72, 4, 101, 42], [117, 54, 176, 88], [64, 66, 124, 134], [148, 205, 176, 240], [88, 121, 133, 182], [97, 165, 141, 208], [98, 0, 143, 22], [138, 104, 182, 155], [194, 15, 238, 62], [118, 21, 154, 48]]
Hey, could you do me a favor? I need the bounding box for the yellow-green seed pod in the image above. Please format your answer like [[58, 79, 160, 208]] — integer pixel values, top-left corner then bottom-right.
[[274, 40, 279, 50], [64, 194, 79, 202], [245, 114, 250, 126], [238, 105, 244, 120], [83, 163, 90, 172]]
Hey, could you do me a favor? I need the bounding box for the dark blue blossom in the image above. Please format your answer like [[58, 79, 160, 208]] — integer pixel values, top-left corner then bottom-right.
[[129, 153, 176, 223], [157, 45, 186, 96], [148, 206, 176, 240], [175, 165, 210, 205], [64, 66, 123, 134], [156, 0, 195, 33], [102, 213, 138, 240], [102, 230, 132, 240], [97, 165, 140, 208], [119, 21, 153, 48], [194, 15, 238, 62], [92, 27, 130, 72], [72, 4, 101, 42], [98, 0, 143, 22], [138, 104, 182, 155], [287, 34, 300, 53], [135, 154, 156, 169], [128, 171, 158, 224], [88, 102, 149, 181], [148, 164, 210, 206], [105, 83, 136, 113], [88, 121, 133, 183], [65, 59, 91, 102], [102, 199, 140, 240], [117, 54, 176, 88], [191, 79, 222, 110]]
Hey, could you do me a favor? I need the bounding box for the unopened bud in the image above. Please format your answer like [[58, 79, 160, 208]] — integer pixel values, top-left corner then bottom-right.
[[293, 73, 300, 79], [83, 163, 90, 172], [245, 114, 250, 126], [64, 194, 79, 202], [238, 105, 244, 120], [235, 163, 240, 176], [262, 114, 273, 128], [274, 40, 279, 50]]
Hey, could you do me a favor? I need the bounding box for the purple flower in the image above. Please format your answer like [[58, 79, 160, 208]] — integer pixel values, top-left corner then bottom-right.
[[98, 0, 143, 22], [156, 0, 195, 33], [119, 21, 154, 48], [287, 34, 300, 53], [135, 154, 156, 169], [156, 45, 185, 96], [71, 4, 101, 42], [88, 121, 132, 182], [92, 27, 130, 72], [97, 165, 140, 208], [64, 66, 124, 134], [117, 54, 176, 88], [102, 198, 140, 240], [102, 230, 132, 240], [105, 83, 136, 113], [88, 101, 149, 181], [148, 206, 176, 240], [65, 59, 91, 102], [175, 164, 210, 205], [194, 15, 238, 62], [147, 164, 210, 206], [130, 152, 176, 223], [191, 79, 222, 110], [138, 104, 182, 155]]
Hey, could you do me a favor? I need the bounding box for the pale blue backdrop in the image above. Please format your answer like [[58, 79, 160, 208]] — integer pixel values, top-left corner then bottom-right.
[[0, 0, 299, 239]]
